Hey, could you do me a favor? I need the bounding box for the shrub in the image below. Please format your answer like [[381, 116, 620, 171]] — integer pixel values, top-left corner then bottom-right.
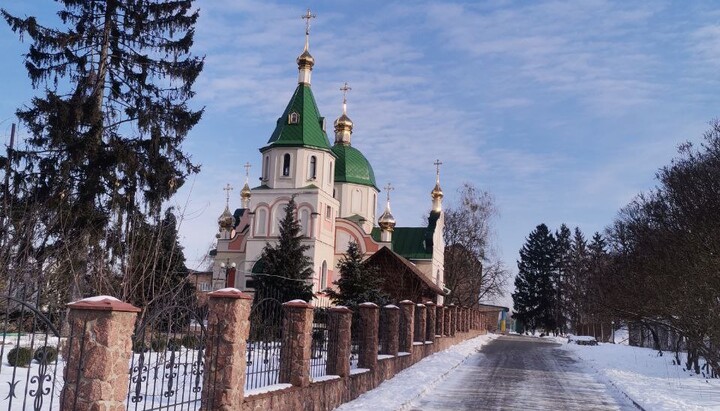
[[150, 338, 167, 352], [167, 338, 182, 351], [7, 347, 33, 367], [33, 346, 58, 364], [181, 335, 200, 349]]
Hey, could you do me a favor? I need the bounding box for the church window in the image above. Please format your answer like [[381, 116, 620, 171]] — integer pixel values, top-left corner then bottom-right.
[[263, 156, 269, 180], [288, 112, 299, 124], [321, 261, 328, 289], [300, 209, 310, 236], [326, 205, 332, 219], [256, 209, 267, 235], [308, 156, 317, 179], [351, 189, 361, 213], [282, 153, 291, 176]]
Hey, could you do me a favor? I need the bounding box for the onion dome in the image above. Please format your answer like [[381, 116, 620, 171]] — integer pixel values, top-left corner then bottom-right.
[[297, 49, 315, 71], [334, 113, 353, 136], [240, 182, 251, 200], [331, 144, 377, 187], [378, 205, 396, 231], [218, 206, 234, 231], [431, 181, 443, 200]]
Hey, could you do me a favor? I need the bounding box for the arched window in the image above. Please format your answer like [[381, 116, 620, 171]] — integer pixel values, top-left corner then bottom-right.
[[321, 261, 328, 289], [263, 156, 269, 180], [288, 112, 299, 124], [255, 209, 267, 235], [308, 156, 317, 180], [282, 153, 291, 177]]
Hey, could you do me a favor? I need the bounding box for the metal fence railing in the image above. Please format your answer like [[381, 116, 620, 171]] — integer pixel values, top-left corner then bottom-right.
[[310, 308, 329, 380]]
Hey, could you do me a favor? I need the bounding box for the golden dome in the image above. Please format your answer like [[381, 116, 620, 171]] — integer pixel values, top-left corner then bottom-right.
[[378, 207, 396, 231], [240, 182, 252, 200], [431, 181, 444, 199], [297, 50, 315, 70], [217, 206, 234, 231], [334, 113, 353, 134]]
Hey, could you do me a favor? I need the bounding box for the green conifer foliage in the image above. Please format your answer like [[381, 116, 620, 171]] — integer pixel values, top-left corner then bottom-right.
[[512, 223, 558, 333], [325, 241, 389, 308], [255, 197, 314, 304]]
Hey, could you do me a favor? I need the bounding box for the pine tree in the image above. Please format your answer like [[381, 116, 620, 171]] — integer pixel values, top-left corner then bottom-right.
[[255, 197, 314, 304], [1, 1, 202, 296], [512, 224, 557, 333], [554, 224, 572, 334], [325, 241, 389, 309]]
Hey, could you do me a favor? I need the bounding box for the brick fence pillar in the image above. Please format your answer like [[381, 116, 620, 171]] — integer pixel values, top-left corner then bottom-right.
[[449, 305, 457, 336], [435, 305, 444, 337], [425, 302, 436, 342], [399, 300, 415, 352], [358, 302, 379, 369], [61, 296, 140, 411], [413, 303, 426, 343], [443, 306, 451, 336], [460, 307, 467, 332], [382, 305, 399, 356], [464, 308, 470, 332], [279, 300, 313, 387], [200, 288, 253, 411], [326, 306, 352, 377]]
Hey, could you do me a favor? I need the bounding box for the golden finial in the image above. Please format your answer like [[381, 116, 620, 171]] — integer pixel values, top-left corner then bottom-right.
[[297, 9, 317, 76], [218, 183, 235, 230], [241, 163, 252, 201], [378, 182, 396, 231], [223, 183, 233, 207], [334, 82, 354, 139], [431, 159, 444, 200], [340, 82, 352, 114]]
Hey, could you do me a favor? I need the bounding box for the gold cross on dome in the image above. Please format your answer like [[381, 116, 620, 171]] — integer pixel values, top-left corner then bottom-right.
[[434, 159, 443, 178], [383, 182, 394, 202], [301, 8, 316, 35], [340, 82, 352, 105], [223, 183, 233, 206], [244, 162, 251, 178]]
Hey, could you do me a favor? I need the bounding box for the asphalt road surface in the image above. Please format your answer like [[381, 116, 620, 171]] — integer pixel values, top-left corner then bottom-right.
[[407, 335, 637, 411]]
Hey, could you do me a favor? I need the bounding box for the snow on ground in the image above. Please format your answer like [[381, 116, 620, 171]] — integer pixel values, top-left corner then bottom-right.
[[335, 334, 497, 411], [560, 339, 720, 410]]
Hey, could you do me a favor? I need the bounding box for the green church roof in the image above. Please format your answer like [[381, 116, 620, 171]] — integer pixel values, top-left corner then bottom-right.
[[262, 84, 332, 152], [370, 210, 442, 260], [331, 144, 377, 188]]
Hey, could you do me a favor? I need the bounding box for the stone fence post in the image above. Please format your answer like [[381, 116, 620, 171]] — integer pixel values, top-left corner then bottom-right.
[[435, 304, 444, 337], [382, 305, 399, 356], [413, 303, 426, 343], [358, 303, 379, 369], [399, 300, 415, 352], [61, 296, 140, 411], [279, 300, 314, 387], [201, 288, 253, 411], [425, 302, 436, 342], [449, 305, 457, 336], [443, 306, 451, 336], [327, 306, 352, 377]]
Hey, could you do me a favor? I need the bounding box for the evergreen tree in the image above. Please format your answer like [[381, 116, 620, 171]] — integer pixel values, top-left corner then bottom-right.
[[1, 1, 202, 297], [255, 197, 314, 304], [324, 241, 389, 309], [567, 227, 589, 332], [512, 224, 557, 333], [554, 224, 572, 334]]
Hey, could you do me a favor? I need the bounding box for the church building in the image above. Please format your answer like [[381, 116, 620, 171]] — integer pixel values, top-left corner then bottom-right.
[[210, 11, 446, 305]]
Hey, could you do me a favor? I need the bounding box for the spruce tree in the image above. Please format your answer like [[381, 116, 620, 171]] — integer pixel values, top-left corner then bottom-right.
[[554, 224, 572, 334], [1, 1, 202, 297], [567, 227, 589, 332], [325, 241, 389, 309], [512, 223, 557, 333], [255, 197, 314, 304]]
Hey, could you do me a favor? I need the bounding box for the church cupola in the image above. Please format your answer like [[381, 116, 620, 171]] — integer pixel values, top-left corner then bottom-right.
[[218, 184, 235, 236], [297, 9, 316, 85], [378, 183, 396, 242], [334, 82, 353, 145], [241, 162, 252, 209], [431, 159, 444, 212]]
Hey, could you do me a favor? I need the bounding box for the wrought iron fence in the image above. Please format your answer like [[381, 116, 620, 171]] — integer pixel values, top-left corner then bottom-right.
[[0, 286, 66, 411], [310, 308, 329, 380], [349, 309, 361, 369], [125, 302, 207, 411], [244, 292, 284, 391]]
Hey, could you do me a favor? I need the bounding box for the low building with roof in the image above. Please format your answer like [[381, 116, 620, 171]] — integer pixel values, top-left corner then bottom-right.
[[210, 13, 446, 305]]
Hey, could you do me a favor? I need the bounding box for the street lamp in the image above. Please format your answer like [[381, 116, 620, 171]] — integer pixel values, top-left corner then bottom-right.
[[220, 260, 237, 288]]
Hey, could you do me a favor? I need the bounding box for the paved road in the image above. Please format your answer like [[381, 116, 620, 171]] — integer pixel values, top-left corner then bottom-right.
[[407, 335, 636, 411]]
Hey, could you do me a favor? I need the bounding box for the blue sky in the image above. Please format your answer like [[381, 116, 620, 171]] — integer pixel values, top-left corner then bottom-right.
[[2, 1, 719, 303]]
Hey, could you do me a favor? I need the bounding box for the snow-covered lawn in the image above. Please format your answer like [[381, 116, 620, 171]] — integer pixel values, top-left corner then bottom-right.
[[336, 334, 497, 411], [560, 339, 720, 410]]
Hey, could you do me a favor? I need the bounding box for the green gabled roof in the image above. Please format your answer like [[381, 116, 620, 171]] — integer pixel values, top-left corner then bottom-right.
[[331, 144, 377, 188], [262, 84, 332, 152], [371, 227, 433, 259]]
